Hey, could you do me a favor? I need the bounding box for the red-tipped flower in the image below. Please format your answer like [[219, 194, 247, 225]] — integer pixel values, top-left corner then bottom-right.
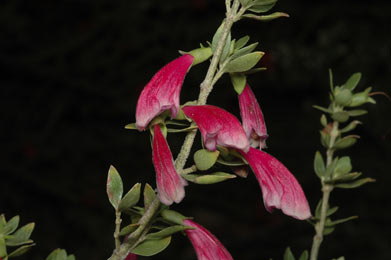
[[125, 253, 138, 260], [184, 219, 233, 260], [152, 124, 186, 205], [240, 147, 311, 220], [136, 54, 194, 130], [239, 84, 268, 149], [182, 105, 250, 152]]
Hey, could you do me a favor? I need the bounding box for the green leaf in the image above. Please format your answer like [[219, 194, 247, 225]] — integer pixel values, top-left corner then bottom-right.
[[230, 43, 259, 60], [234, 36, 250, 50], [248, 0, 277, 13], [216, 158, 247, 166], [124, 123, 137, 130], [324, 157, 338, 180], [334, 178, 375, 189], [161, 210, 189, 225], [0, 237, 7, 258], [332, 257, 345, 260], [6, 223, 35, 247], [144, 184, 156, 210], [67, 255, 76, 260], [332, 172, 362, 183], [106, 165, 123, 209], [194, 149, 220, 171], [320, 130, 331, 148], [334, 157, 352, 177], [340, 120, 361, 133], [333, 136, 358, 150], [46, 249, 67, 260], [313, 105, 331, 113], [239, 0, 253, 7], [314, 151, 326, 179], [323, 226, 335, 235], [320, 114, 327, 127], [8, 244, 35, 258], [3, 216, 19, 235], [119, 224, 139, 236], [283, 247, 296, 260], [0, 214, 6, 233], [298, 250, 309, 260], [327, 206, 339, 217], [335, 89, 353, 106], [230, 73, 247, 94], [186, 47, 213, 66], [325, 216, 358, 227], [183, 172, 236, 184], [146, 225, 193, 240], [331, 111, 349, 123], [329, 69, 334, 92], [348, 87, 374, 107], [347, 110, 367, 117], [130, 236, 171, 257], [225, 52, 264, 73], [167, 125, 198, 133], [343, 72, 361, 91], [243, 12, 290, 22], [118, 183, 141, 212]]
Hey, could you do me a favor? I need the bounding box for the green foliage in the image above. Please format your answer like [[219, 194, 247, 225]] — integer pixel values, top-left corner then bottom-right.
[[46, 249, 75, 260], [182, 172, 237, 184], [230, 73, 247, 94], [130, 236, 171, 257], [118, 183, 141, 212], [106, 165, 123, 209], [193, 149, 220, 171], [0, 214, 35, 259]]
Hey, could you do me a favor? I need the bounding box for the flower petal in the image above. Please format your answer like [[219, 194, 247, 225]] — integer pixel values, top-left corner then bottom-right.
[[240, 147, 311, 220], [125, 253, 138, 260], [184, 220, 233, 260], [239, 84, 268, 149], [152, 125, 186, 205], [136, 54, 194, 130], [183, 105, 250, 152]]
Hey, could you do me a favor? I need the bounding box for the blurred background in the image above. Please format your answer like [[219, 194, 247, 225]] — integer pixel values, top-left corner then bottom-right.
[[1, 0, 390, 259]]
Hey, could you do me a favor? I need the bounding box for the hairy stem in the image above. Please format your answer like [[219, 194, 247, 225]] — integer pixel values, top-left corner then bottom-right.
[[310, 122, 339, 260], [108, 197, 160, 260], [114, 210, 122, 250]]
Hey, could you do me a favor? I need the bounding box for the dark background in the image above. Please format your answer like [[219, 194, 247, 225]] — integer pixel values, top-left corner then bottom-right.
[[1, 0, 390, 259]]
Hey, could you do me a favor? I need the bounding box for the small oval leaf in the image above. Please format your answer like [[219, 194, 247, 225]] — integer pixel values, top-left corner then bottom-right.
[[118, 183, 141, 212], [194, 149, 220, 171], [130, 236, 171, 257], [107, 165, 123, 209], [225, 52, 264, 73], [230, 73, 247, 94]]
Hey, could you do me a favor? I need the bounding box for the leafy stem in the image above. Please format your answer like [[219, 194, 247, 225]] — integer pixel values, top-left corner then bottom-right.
[[310, 122, 338, 260]]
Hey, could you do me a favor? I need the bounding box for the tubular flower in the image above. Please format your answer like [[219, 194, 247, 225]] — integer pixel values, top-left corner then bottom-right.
[[182, 105, 250, 152], [152, 124, 186, 205], [240, 147, 311, 220], [184, 219, 233, 260], [125, 253, 138, 260], [239, 84, 268, 149], [135, 54, 194, 130]]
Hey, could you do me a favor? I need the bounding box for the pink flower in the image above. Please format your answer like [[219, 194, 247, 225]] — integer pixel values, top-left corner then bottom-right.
[[239, 84, 268, 149], [184, 219, 233, 260], [182, 105, 250, 152], [125, 253, 138, 260], [135, 54, 194, 130], [240, 147, 311, 220], [152, 124, 186, 205]]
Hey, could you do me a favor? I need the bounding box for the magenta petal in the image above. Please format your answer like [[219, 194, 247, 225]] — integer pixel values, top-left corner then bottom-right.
[[125, 253, 138, 260], [240, 147, 311, 220], [239, 84, 268, 149], [136, 54, 194, 130], [182, 105, 250, 152], [152, 125, 186, 205], [184, 220, 233, 260]]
